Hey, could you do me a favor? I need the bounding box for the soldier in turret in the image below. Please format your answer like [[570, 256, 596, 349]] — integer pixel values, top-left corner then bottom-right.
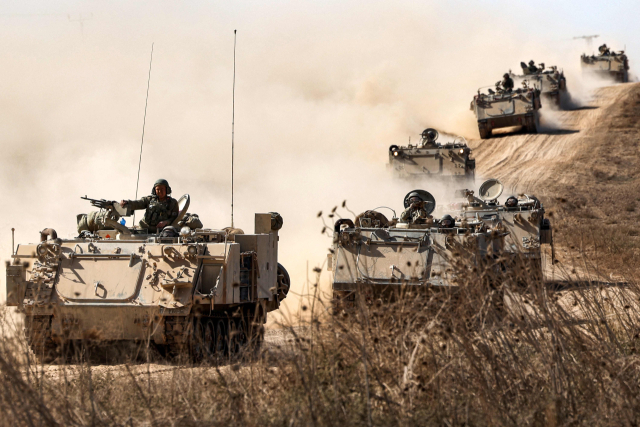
[[120, 179, 179, 232], [438, 214, 455, 228], [527, 60, 539, 73], [599, 44, 610, 56], [501, 73, 514, 93], [505, 196, 519, 208], [400, 192, 433, 225]]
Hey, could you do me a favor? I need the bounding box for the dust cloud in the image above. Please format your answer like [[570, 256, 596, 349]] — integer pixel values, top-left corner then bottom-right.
[[0, 2, 633, 320]]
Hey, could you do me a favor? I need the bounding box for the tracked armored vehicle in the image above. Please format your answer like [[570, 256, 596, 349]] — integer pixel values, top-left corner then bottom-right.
[[6, 195, 290, 362], [581, 46, 629, 82], [328, 180, 552, 306], [511, 62, 568, 106], [471, 82, 541, 139], [449, 179, 552, 278], [388, 128, 475, 183]]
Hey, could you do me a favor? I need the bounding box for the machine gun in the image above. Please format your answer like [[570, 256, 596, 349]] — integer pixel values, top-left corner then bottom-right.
[[81, 196, 132, 217]]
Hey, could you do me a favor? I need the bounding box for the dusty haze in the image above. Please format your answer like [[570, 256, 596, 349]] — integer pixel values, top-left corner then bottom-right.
[[0, 1, 636, 317]]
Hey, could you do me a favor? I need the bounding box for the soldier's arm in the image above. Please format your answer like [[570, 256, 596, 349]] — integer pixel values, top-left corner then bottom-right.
[[122, 197, 150, 211]]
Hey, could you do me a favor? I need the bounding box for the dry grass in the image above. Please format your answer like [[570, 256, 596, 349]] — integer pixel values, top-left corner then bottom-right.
[[2, 248, 640, 426]]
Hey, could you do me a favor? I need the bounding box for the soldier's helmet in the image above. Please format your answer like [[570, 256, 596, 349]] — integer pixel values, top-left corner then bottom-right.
[[505, 196, 518, 208], [529, 60, 535, 66], [151, 178, 172, 195], [421, 128, 438, 142], [407, 192, 423, 204], [503, 73, 510, 78], [440, 214, 454, 228], [403, 189, 436, 212]]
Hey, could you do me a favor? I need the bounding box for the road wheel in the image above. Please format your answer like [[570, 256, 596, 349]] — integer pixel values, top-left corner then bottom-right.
[[276, 264, 291, 302], [228, 319, 240, 357], [203, 319, 215, 360], [26, 316, 58, 363], [247, 308, 266, 356], [191, 318, 206, 363], [214, 319, 227, 356]]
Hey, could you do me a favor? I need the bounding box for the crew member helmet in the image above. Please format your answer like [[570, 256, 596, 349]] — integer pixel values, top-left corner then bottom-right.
[[505, 196, 518, 207], [151, 179, 172, 195], [440, 214, 454, 228]]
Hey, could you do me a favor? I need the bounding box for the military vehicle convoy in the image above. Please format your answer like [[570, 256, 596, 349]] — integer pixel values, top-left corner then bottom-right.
[[581, 44, 630, 82], [470, 82, 542, 139], [388, 128, 475, 182], [6, 195, 290, 362], [511, 61, 568, 106], [328, 180, 552, 305]]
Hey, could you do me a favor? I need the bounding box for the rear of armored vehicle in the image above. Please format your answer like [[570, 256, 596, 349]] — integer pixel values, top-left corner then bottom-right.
[[6, 213, 289, 362], [472, 90, 541, 139], [327, 225, 490, 307], [388, 145, 475, 182]]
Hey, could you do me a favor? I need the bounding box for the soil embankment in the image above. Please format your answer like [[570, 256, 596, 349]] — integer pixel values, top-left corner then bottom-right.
[[471, 83, 640, 277]]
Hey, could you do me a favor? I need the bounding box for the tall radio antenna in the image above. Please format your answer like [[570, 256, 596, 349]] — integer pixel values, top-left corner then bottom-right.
[[133, 42, 154, 226], [231, 30, 237, 228]]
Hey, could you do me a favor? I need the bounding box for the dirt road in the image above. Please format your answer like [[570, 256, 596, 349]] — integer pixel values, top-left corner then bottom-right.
[[471, 83, 639, 194]]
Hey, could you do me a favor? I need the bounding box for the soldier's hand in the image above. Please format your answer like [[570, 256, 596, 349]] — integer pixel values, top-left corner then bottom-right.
[[120, 200, 127, 208]]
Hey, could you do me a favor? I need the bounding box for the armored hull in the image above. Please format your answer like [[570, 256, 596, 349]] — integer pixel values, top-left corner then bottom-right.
[[388, 129, 475, 183], [512, 66, 568, 107], [328, 181, 552, 306], [7, 211, 290, 362], [454, 199, 551, 277], [471, 87, 541, 139], [328, 224, 493, 291], [581, 52, 629, 83]]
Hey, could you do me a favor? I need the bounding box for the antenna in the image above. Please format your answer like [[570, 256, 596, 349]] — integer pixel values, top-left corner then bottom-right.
[[67, 13, 93, 37], [133, 43, 154, 227], [231, 30, 237, 228], [573, 34, 599, 49]]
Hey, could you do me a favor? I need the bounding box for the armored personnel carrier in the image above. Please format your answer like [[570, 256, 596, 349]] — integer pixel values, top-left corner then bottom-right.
[[327, 181, 552, 306], [511, 62, 568, 106], [388, 128, 475, 183], [470, 82, 541, 139], [6, 195, 290, 362], [448, 179, 552, 278], [581, 44, 629, 82]]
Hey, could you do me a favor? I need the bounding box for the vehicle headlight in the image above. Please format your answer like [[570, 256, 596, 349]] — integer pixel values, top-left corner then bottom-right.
[[459, 148, 465, 154], [393, 151, 399, 157], [187, 245, 198, 255], [180, 226, 191, 237]]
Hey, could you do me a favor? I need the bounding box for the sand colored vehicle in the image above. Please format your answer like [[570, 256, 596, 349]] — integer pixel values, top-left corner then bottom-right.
[[511, 62, 568, 106], [6, 195, 290, 362], [449, 179, 552, 278], [388, 128, 475, 183], [581, 44, 629, 82], [471, 81, 542, 139], [327, 181, 552, 306]]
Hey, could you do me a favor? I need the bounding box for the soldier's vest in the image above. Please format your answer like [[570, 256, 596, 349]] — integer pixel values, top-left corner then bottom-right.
[[143, 197, 175, 228]]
